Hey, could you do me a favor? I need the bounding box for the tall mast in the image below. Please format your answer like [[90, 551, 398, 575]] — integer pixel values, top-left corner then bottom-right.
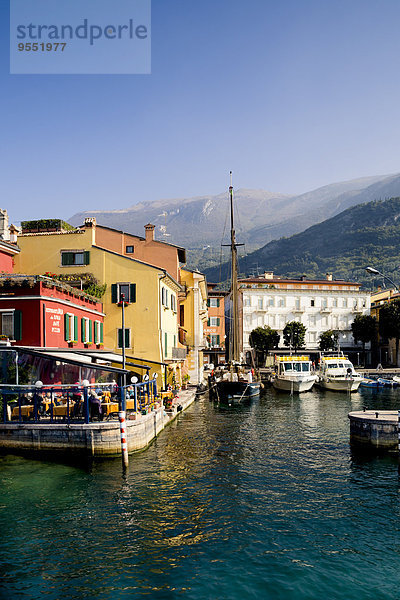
[[229, 171, 240, 362]]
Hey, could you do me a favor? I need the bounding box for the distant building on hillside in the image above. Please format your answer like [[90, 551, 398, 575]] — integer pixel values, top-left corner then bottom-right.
[[239, 271, 370, 362]]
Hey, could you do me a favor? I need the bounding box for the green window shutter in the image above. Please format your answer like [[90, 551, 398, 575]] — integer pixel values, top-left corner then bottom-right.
[[118, 329, 123, 348], [74, 316, 78, 341], [125, 329, 130, 348], [64, 314, 70, 341], [217, 318, 220, 326], [217, 335, 220, 346], [89, 320, 93, 343], [100, 322, 104, 343], [83, 251, 90, 265], [217, 299, 220, 307], [161, 288, 165, 306], [130, 283, 136, 303], [14, 310, 22, 341], [207, 318, 210, 326], [61, 252, 74, 266], [207, 299, 210, 307], [165, 332, 167, 357], [111, 284, 118, 303], [81, 318, 85, 342], [94, 322, 98, 344]]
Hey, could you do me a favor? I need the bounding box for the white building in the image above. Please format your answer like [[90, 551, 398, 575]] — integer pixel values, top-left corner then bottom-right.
[[240, 272, 370, 356]]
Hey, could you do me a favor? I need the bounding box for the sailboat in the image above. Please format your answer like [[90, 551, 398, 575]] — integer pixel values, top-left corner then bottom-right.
[[209, 173, 261, 403]]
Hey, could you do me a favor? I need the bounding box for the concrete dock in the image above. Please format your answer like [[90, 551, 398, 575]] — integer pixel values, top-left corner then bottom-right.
[[0, 388, 197, 458], [349, 410, 399, 452]]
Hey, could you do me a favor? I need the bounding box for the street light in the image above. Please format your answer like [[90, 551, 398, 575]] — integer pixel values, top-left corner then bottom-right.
[[365, 266, 399, 293]]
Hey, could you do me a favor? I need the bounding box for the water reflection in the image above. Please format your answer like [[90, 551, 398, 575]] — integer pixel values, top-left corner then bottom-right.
[[2, 388, 400, 599]]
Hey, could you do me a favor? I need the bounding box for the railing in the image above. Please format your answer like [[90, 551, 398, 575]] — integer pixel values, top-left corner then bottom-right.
[[1, 379, 159, 425]]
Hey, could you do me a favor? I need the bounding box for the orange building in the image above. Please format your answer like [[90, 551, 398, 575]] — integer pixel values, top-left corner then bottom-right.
[[203, 283, 226, 366], [84, 219, 185, 280]]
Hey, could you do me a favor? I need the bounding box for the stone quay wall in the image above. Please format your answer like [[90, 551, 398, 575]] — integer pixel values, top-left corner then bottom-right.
[[349, 410, 399, 451], [0, 389, 196, 458]]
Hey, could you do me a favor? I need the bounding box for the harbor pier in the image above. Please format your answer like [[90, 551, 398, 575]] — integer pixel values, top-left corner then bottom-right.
[[348, 410, 399, 452], [0, 388, 196, 458]]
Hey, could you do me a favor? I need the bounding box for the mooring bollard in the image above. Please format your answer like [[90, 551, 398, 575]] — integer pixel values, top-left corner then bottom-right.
[[118, 411, 129, 468]]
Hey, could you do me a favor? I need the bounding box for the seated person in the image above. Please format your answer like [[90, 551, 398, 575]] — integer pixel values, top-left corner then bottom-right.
[[71, 392, 83, 418], [89, 389, 103, 421]]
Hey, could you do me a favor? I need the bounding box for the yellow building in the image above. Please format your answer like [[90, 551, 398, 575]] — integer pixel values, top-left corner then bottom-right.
[[179, 268, 208, 384], [14, 221, 183, 384]]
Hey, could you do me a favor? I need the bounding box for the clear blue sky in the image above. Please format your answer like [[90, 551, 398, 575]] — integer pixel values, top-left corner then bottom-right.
[[2, 0, 400, 224]]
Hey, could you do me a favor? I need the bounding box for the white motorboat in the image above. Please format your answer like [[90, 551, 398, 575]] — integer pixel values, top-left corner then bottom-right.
[[272, 355, 317, 393], [316, 355, 362, 392]]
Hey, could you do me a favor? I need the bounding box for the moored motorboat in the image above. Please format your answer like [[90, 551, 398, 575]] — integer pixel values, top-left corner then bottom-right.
[[377, 377, 397, 387], [316, 354, 362, 392], [272, 355, 317, 393], [360, 378, 378, 388]]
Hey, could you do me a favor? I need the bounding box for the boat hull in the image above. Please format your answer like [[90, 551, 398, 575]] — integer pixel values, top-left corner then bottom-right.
[[212, 381, 260, 403], [272, 376, 316, 393], [317, 378, 361, 392]]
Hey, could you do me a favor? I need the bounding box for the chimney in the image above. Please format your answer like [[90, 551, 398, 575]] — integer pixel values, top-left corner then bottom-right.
[[145, 223, 155, 242], [9, 224, 20, 244], [84, 217, 96, 228], [326, 273, 333, 281], [0, 209, 10, 241], [264, 271, 274, 280]]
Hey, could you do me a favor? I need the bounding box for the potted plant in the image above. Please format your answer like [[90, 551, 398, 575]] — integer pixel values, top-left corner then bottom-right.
[[182, 374, 190, 389]]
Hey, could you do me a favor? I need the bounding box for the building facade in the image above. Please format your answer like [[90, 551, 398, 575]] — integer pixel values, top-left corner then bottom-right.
[[0, 275, 104, 348], [13, 221, 184, 383], [240, 272, 370, 359], [179, 268, 208, 384], [203, 283, 226, 366]]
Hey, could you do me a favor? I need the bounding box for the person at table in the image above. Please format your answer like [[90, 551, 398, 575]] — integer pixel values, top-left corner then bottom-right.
[[89, 389, 103, 421], [33, 391, 44, 419]]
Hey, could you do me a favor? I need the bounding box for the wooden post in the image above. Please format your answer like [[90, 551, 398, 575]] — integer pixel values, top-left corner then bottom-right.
[[119, 410, 129, 468]]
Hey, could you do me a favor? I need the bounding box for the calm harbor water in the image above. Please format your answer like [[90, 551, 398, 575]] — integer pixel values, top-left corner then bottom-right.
[[2, 388, 400, 600]]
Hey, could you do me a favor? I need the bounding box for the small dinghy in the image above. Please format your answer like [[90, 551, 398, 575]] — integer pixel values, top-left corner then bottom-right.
[[360, 378, 378, 388]]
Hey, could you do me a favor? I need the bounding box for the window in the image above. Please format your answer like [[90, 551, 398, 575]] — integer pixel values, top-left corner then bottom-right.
[[244, 297, 251, 307], [171, 294, 177, 312], [111, 283, 136, 304], [161, 287, 169, 307], [164, 332, 168, 357], [268, 298, 275, 307], [61, 251, 90, 266], [295, 298, 300, 309], [210, 334, 220, 346], [180, 305, 184, 326], [309, 315, 316, 327], [278, 298, 285, 308], [310, 299, 315, 307], [81, 317, 93, 344], [343, 298, 348, 308], [322, 298, 328, 309], [118, 328, 131, 348], [94, 321, 103, 344], [333, 298, 338, 308], [64, 313, 78, 342], [0, 310, 21, 340], [125, 245, 134, 254], [208, 298, 220, 308], [208, 317, 220, 327], [258, 298, 263, 309]]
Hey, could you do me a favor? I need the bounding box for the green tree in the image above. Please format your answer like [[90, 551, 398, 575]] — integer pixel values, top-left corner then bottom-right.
[[249, 326, 280, 366], [319, 329, 339, 352], [283, 321, 306, 354], [379, 299, 400, 364], [351, 314, 377, 365]]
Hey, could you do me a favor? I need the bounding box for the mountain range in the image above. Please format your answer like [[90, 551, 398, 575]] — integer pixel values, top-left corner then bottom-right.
[[203, 196, 400, 289], [69, 172, 400, 272]]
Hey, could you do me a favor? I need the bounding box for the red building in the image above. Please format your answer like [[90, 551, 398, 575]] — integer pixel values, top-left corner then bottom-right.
[[0, 275, 104, 348], [0, 239, 20, 273]]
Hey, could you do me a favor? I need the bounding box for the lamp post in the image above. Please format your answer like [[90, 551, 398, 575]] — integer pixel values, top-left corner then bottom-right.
[[118, 292, 128, 468], [365, 266, 399, 293]]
